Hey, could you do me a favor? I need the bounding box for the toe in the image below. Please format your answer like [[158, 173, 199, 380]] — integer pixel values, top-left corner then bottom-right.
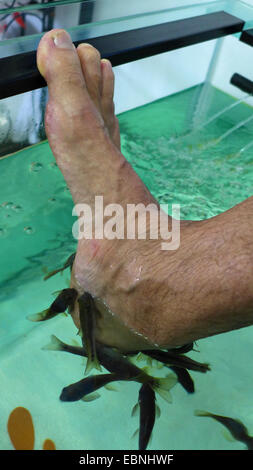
[[101, 59, 121, 149], [77, 43, 102, 112], [101, 59, 115, 119], [37, 30, 89, 113], [37, 29, 106, 160]]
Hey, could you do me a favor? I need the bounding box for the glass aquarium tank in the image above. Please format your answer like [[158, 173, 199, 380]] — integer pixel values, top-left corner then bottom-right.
[[1, 0, 253, 451]]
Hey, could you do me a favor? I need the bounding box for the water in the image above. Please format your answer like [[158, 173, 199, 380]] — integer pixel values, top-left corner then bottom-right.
[[1, 84, 253, 450]]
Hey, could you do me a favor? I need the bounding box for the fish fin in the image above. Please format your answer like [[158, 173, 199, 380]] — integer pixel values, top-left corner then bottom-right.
[[142, 366, 151, 375], [81, 392, 100, 402], [104, 384, 117, 392], [131, 429, 139, 440], [131, 403, 139, 417], [70, 338, 81, 347], [26, 309, 49, 322], [42, 335, 64, 351], [153, 374, 177, 403], [146, 356, 153, 367], [157, 374, 177, 391], [136, 352, 145, 362], [193, 341, 200, 352], [155, 388, 172, 404], [155, 404, 161, 419], [156, 361, 164, 370], [222, 429, 236, 443], [43, 268, 61, 281], [52, 290, 62, 297], [84, 357, 102, 375]]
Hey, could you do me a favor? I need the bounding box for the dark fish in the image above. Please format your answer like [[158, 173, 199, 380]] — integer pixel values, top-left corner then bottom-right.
[[95, 343, 177, 402], [27, 288, 78, 322], [195, 410, 253, 450], [44, 252, 76, 280], [144, 349, 210, 373], [138, 383, 156, 450], [43, 336, 177, 402], [169, 366, 194, 394], [60, 373, 122, 402], [78, 292, 101, 374]]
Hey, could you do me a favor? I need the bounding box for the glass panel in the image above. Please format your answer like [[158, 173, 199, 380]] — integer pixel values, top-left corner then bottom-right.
[[0, 1, 236, 58]]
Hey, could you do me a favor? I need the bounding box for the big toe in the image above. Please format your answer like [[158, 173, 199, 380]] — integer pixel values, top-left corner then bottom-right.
[[37, 30, 104, 145], [37, 30, 87, 111]]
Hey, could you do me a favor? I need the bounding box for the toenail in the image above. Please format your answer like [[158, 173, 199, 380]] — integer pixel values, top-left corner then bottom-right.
[[53, 31, 75, 50], [101, 59, 111, 67]]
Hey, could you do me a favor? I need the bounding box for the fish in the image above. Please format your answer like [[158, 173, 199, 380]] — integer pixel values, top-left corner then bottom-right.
[[143, 349, 210, 373], [94, 344, 177, 402], [60, 373, 123, 402], [78, 292, 101, 374], [27, 288, 78, 322], [43, 253, 76, 280], [195, 410, 253, 450], [138, 383, 156, 450], [43, 336, 178, 403]]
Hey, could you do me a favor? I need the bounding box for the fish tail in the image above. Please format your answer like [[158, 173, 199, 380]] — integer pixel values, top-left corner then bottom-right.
[[84, 354, 102, 375], [42, 335, 65, 351], [152, 373, 177, 404], [43, 269, 61, 281], [194, 409, 211, 417], [26, 309, 50, 322]]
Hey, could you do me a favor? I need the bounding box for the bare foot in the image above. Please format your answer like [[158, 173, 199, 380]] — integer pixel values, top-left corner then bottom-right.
[[37, 30, 200, 351]]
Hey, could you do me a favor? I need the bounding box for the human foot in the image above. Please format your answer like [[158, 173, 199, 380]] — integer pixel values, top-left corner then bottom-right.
[[37, 30, 222, 351], [37, 29, 165, 350]]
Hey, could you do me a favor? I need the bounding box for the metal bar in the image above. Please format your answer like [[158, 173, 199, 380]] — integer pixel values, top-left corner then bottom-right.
[[240, 28, 253, 46], [231, 73, 253, 94], [0, 10, 244, 100]]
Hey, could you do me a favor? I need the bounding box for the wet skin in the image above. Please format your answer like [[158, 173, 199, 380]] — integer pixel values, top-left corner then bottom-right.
[[37, 30, 253, 351]]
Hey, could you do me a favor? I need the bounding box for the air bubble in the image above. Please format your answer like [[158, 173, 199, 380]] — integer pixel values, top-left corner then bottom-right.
[[49, 162, 57, 169], [29, 162, 43, 172], [24, 226, 34, 235]]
